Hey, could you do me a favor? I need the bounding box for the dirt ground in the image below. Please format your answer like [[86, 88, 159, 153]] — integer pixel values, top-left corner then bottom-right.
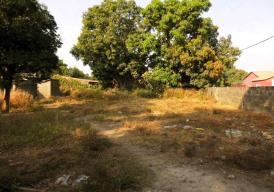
[[80, 120, 273, 192], [69, 95, 274, 192]]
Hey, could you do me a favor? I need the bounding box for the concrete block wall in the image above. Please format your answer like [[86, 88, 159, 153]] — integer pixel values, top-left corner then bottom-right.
[[208, 87, 274, 116], [15, 80, 38, 97], [1, 79, 61, 99], [37, 80, 61, 99], [241, 87, 274, 115], [50, 80, 61, 97], [37, 81, 51, 99]]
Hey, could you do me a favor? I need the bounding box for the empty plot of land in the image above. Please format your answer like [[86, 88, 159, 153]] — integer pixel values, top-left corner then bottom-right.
[[1, 90, 274, 191]]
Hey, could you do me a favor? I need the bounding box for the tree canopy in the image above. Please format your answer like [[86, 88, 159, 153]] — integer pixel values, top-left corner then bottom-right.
[[136, 0, 241, 88], [71, 0, 143, 88], [73, 0, 242, 89], [56, 60, 91, 79], [0, 0, 61, 112]]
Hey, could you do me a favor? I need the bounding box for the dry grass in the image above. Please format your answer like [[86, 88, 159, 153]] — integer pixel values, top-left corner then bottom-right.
[[63, 87, 132, 101], [67, 88, 273, 174], [0, 110, 147, 192], [1, 88, 274, 190], [10, 90, 34, 109], [0, 89, 34, 112], [120, 95, 274, 172], [56, 88, 274, 172], [163, 88, 208, 99]]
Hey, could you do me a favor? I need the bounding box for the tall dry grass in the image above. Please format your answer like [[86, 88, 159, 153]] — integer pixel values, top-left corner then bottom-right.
[[0, 89, 34, 111], [163, 88, 208, 99], [70, 88, 132, 101]]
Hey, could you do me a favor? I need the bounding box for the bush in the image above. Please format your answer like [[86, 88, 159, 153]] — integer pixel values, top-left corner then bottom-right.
[[54, 75, 131, 100], [142, 67, 180, 93]]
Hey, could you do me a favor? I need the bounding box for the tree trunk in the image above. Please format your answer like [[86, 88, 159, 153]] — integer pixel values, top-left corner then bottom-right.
[[2, 79, 12, 113]]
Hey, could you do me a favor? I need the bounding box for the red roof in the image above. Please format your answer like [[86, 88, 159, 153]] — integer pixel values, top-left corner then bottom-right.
[[245, 71, 274, 82]]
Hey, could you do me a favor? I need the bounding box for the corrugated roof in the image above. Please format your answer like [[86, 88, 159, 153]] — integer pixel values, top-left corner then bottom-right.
[[252, 71, 274, 81], [60, 76, 99, 83]]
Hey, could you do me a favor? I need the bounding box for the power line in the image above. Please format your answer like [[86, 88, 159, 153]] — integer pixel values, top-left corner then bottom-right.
[[241, 35, 274, 51]]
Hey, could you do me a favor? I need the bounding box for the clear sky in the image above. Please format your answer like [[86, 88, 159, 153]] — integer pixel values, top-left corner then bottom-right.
[[39, 0, 274, 74]]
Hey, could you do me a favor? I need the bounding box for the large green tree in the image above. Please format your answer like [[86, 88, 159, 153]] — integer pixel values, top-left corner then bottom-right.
[[73, 0, 241, 89], [216, 35, 245, 86], [129, 0, 240, 88], [0, 0, 61, 113], [55, 60, 90, 79], [71, 0, 144, 88]]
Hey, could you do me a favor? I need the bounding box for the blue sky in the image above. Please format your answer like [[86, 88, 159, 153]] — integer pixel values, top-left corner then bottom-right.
[[39, 0, 274, 74]]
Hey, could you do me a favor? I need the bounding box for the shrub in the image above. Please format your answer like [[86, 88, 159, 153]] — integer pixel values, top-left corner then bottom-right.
[[142, 67, 180, 93], [54, 75, 132, 101]]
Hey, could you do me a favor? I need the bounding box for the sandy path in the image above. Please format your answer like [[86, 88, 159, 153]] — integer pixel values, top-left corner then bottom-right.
[[87, 120, 273, 192]]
